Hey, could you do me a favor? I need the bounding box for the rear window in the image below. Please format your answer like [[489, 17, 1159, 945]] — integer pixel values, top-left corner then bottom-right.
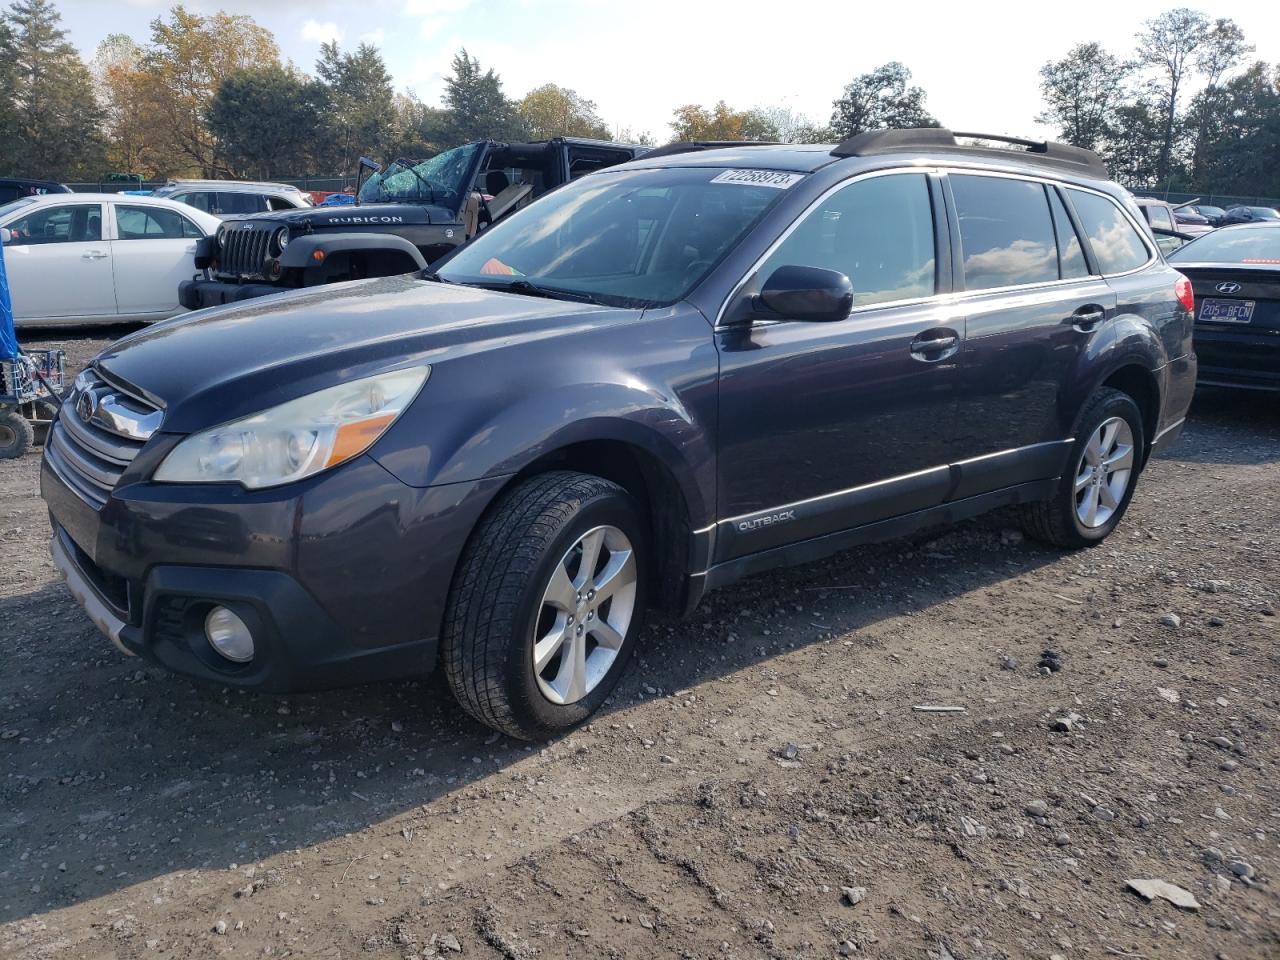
[[951, 174, 1059, 290], [1067, 189, 1151, 275], [1169, 227, 1280, 264]]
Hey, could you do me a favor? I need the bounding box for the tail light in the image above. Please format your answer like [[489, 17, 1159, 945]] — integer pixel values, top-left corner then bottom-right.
[[1174, 274, 1194, 313]]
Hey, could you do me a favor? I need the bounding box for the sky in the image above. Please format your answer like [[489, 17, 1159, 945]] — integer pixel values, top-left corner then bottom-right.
[[55, 0, 1280, 143]]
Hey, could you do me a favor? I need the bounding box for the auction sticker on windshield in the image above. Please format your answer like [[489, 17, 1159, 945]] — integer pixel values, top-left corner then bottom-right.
[[710, 169, 804, 189]]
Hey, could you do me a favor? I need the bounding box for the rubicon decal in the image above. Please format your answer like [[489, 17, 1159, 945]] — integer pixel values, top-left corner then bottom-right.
[[325, 215, 406, 224], [737, 510, 796, 532]]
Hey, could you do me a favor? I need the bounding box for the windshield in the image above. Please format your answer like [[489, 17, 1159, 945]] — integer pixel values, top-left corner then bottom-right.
[[358, 143, 482, 206], [1170, 225, 1280, 263], [1247, 207, 1280, 219], [0, 196, 40, 222], [435, 166, 796, 307]]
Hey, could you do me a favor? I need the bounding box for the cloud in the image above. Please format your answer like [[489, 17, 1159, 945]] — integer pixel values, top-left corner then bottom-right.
[[404, 0, 472, 14], [301, 19, 343, 45]]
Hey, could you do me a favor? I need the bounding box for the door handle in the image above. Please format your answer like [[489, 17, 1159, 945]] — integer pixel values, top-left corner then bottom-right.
[[81, 250, 107, 260], [1069, 305, 1107, 332], [909, 330, 960, 362]]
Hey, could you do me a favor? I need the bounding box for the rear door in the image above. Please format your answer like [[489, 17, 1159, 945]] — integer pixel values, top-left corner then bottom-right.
[[1, 201, 116, 321], [109, 202, 205, 317], [946, 173, 1116, 496]]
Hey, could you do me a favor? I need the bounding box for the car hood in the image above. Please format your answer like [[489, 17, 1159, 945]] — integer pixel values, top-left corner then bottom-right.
[[94, 276, 631, 434], [237, 202, 450, 228]]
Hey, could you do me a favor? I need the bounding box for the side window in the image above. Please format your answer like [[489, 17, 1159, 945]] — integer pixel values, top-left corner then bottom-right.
[[114, 204, 195, 240], [267, 195, 298, 211], [1147, 206, 1173, 231], [1067, 189, 1151, 275], [757, 173, 936, 308], [1048, 188, 1089, 280], [218, 192, 265, 215], [951, 174, 1058, 290], [172, 191, 213, 214], [5, 204, 102, 245]]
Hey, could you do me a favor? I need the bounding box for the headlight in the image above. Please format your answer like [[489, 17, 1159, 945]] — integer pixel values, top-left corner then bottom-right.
[[153, 367, 429, 488], [274, 226, 290, 251], [216, 226, 227, 247]]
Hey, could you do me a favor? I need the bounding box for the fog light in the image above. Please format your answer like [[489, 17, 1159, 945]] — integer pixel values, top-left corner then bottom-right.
[[205, 606, 254, 662]]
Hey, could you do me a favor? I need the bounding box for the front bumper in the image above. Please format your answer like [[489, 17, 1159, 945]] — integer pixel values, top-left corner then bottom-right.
[[42, 450, 508, 692], [179, 278, 284, 311]]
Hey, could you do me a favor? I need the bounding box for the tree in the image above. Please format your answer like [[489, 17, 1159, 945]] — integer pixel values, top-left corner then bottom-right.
[[441, 49, 524, 145], [518, 84, 610, 140], [207, 65, 325, 178], [1135, 7, 1210, 185], [669, 101, 779, 141], [1103, 100, 1166, 189], [1193, 62, 1280, 197], [4, 0, 104, 180], [1037, 42, 1131, 150], [385, 91, 452, 159], [1187, 17, 1252, 183], [752, 105, 833, 144], [137, 5, 279, 176], [91, 33, 152, 174], [316, 40, 397, 173], [830, 62, 938, 138]]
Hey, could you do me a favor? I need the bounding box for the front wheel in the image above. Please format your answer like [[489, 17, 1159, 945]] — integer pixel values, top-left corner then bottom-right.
[[0, 410, 35, 459], [1020, 387, 1145, 548], [441, 471, 648, 739]]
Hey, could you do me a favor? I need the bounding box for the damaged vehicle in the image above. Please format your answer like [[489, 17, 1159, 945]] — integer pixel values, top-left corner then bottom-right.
[[178, 137, 647, 310]]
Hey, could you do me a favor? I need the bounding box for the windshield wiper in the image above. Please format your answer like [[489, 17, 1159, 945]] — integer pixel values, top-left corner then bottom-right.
[[474, 278, 613, 306], [421, 270, 454, 283]]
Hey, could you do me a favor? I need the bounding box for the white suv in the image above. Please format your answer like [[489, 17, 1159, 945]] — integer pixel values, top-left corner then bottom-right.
[[153, 180, 313, 217]]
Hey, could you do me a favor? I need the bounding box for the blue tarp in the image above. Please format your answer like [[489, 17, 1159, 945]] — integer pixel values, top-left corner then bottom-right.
[[0, 235, 16, 362]]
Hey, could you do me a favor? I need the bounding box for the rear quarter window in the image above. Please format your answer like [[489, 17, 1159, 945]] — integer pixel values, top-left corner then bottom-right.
[[1068, 189, 1151, 275]]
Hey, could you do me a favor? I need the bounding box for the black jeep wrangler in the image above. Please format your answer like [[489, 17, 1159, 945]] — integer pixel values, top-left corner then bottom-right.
[[178, 137, 647, 310]]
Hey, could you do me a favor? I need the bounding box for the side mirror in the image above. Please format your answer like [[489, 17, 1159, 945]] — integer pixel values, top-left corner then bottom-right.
[[758, 265, 854, 323], [0, 228, 9, 245]]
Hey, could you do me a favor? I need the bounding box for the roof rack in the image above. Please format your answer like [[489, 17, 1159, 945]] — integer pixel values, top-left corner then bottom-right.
[[642, 140, 783, 160], [830, 128, 1108, 178]]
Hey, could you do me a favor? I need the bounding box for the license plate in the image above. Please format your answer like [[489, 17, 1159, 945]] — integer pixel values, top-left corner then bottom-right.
[[1199, 298, 1254, 323]]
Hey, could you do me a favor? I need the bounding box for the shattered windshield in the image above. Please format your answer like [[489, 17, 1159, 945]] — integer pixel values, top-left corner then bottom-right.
[[357, 142, 482, 207]]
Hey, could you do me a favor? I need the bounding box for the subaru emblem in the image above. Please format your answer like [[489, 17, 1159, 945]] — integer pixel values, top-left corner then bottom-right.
[[1215, 281, 1242, 294]]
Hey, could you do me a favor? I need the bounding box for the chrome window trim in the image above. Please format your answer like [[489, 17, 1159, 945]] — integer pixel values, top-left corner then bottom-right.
[[714, 165, 1155, 328]]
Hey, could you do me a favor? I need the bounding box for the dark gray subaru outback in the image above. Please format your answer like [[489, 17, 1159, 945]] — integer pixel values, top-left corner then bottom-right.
[[43, 129, 1197, 739]]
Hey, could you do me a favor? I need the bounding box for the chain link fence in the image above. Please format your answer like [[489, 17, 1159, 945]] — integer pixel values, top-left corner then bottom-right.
[[65, 176, 356, 194]]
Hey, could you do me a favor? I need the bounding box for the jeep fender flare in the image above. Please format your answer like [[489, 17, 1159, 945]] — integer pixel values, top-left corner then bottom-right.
[[278, 233, 428, 272]]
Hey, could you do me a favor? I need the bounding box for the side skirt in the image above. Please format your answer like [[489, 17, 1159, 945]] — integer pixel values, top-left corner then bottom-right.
[[695, 478, 1056, 596]]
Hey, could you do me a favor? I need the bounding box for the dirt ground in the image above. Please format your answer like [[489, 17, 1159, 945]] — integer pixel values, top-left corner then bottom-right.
[[1, 328, 1277, 960]]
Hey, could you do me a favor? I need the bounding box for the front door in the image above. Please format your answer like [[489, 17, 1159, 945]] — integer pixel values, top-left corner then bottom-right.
[[2, 202, 116, 321], [715, 171, 962, 562]]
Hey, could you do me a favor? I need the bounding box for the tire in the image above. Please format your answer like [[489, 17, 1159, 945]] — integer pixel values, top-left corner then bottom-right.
[[441, 471, 648, 740], [1020, 387, 1145, 549], [0, 411, 35, 460]]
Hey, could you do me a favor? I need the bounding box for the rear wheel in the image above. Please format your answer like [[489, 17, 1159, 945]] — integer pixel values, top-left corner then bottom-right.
[[1020, 387, 1145, 548], [441, 471, 647, 739], [0, 411, 34, 459]]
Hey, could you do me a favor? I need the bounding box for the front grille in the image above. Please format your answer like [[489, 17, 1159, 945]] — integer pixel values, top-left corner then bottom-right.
[[45, 369, 161, 509], [216, 221, 277, 279]]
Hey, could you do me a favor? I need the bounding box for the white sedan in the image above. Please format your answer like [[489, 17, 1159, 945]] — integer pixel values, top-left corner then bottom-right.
[[0, 193, 221, 327]]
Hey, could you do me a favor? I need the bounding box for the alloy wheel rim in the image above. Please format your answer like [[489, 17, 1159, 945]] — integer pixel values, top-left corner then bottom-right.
[[1074, 416, 1135, 529], [532, 525, 637, 706]]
